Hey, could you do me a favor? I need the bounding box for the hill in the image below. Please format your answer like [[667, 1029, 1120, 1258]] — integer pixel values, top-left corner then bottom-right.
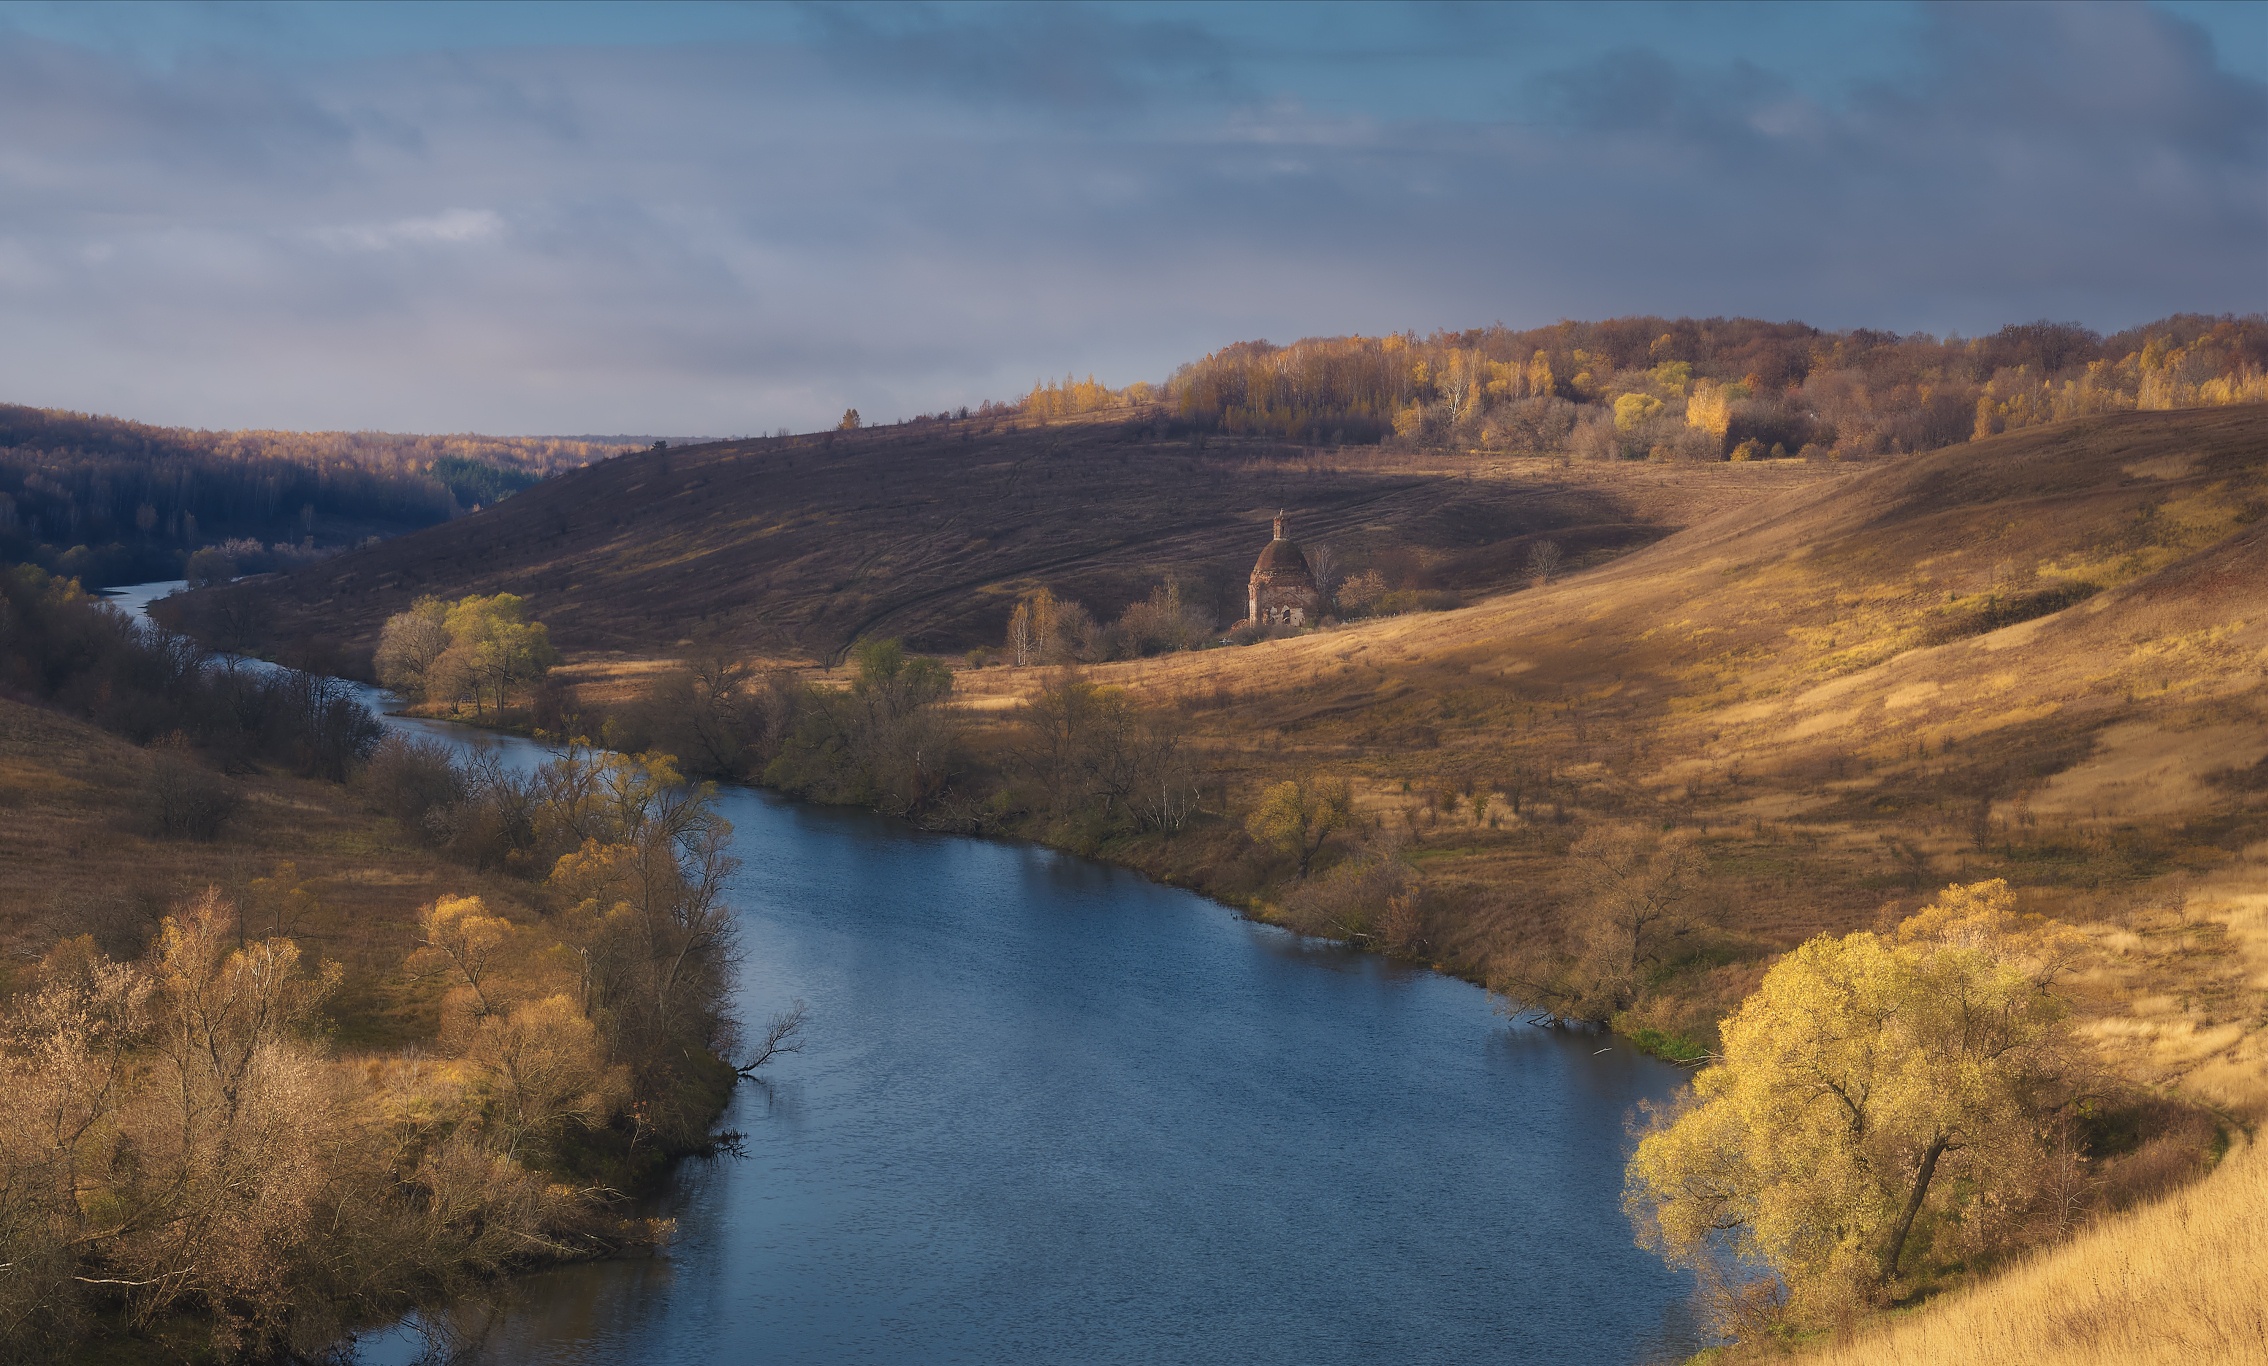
[[139, 389, 2268, 1349], [159, 411, 1837, 666], [949, 406, 2268, 1118], [0, 402, 634, 587]]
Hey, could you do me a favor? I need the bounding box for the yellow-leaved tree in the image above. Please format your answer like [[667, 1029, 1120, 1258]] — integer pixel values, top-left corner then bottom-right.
[[373, 595, 451, 699], [1245, 775, 1355, 877], [1624, 880, 2076, 1333], [376, 592, 558, 716]]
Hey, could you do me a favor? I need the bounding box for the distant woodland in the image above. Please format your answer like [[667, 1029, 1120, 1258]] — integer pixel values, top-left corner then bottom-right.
[[1026, 313, 2268, 458], [0, 404, 630, 586]]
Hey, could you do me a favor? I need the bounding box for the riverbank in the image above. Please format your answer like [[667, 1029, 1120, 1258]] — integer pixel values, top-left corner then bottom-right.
[[0, 573, 751, 1360]]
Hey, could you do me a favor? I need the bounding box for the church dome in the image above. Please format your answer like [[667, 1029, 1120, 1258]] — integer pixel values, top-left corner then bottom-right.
[[1254, 537, 1310, 575]]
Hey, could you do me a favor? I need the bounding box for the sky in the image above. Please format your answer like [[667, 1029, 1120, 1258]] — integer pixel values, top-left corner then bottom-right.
[[0, 0, 2261, 435]]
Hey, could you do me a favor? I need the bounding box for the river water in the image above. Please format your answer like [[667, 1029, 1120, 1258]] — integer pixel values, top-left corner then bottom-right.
[[112, 582, 1702, 1366]]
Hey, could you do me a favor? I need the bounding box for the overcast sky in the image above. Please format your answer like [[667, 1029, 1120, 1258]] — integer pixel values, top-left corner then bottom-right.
[[0, 0, 2260, 435]]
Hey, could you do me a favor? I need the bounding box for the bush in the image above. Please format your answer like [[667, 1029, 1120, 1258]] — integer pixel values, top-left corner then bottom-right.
[[183, 546, 236, 587], [358, 734, 468, 835], [147, 740, 241, 840]]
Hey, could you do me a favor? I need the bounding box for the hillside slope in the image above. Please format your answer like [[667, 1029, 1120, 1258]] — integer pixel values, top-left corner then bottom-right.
[[163, 412, 1835, 664], [958, 405, 2268, 1116], [1794, 1136, 2265, 1366], [0, 690, 499, 1046]]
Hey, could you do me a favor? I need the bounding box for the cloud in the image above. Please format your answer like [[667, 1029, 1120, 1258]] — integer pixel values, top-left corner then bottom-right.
[[313, 208, 505, 252], [0, 3, 2255, 434]]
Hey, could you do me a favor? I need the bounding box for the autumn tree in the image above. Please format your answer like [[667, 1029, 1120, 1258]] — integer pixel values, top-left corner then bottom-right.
[[374, 595, 451, 699], [1305, 544, 1340, 608], [764, 638, 958, 815], [443, 593, 559, 715], [1113, 578, 1211, 656], [1557, 825, 1701, 1016], [1006, 587, 1060, 667], [1625, 881, 2076, 1332], [1245, 774, 1356, 876], [1016, 670, 1200, 832], [377, 592, 558, 716], [625, 643, 798, 779]]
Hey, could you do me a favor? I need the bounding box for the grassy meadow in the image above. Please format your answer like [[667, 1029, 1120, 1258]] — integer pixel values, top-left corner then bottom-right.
[[946, 408, 2268, 1112], [0, 692, 491, 1046]]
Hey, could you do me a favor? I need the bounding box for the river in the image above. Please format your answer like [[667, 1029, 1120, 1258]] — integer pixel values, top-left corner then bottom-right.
[[111, 582, 1702, 1366]]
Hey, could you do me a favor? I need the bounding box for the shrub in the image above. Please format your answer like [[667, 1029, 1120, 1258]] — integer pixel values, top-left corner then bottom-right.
[[147, 739, 241, 840]]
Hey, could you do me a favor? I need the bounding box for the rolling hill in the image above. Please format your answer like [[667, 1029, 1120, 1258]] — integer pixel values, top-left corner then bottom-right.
[[945, 405, 2268, 1118], [159, 410, 1833, 666]]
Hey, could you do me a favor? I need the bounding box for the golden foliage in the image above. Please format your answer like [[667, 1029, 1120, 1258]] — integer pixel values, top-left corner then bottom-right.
[[1626, 883, 2077, 1330], [1245, 774, 1355, 877], [1150, 314, 2266, 457], [0, 890, 602, 1359], [378, 592, 559, 716], [1023, 373, 1147, 421]]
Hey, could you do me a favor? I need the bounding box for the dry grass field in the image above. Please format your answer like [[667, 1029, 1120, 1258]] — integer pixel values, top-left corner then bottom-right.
[[163, 410, 1836, 665], [1791, 1135, 2266, 1366], [0, 693, 500, 1049]]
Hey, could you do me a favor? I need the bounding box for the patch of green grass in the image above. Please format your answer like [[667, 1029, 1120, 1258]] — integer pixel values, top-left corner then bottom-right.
[[1623, 1025, 1711, 1064]]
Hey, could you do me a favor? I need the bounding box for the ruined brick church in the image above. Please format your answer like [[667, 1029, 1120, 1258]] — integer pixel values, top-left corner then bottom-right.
[[1246, 511, 1319, 627]]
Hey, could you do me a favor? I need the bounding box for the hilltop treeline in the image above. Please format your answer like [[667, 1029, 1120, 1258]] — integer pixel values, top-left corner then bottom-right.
[[1024, 313, 2268, 459], [0, 404, 627, 586]]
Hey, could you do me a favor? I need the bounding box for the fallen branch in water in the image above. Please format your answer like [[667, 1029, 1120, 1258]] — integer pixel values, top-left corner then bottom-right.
[[739, 999, 810, 1077]]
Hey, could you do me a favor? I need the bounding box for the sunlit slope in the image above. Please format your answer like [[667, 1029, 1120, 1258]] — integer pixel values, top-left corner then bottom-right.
[[1066, 405, 2268, 762], [1795, 1137, 2267, 1366], [165, 413, 1832, 665], [960, 406, 2268, 1102], [1054, 406, 2268, 814]]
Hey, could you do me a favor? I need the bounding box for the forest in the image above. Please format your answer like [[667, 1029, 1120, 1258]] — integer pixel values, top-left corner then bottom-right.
[[0, 404, 628, 587], [1025, 313, 2268, 459]]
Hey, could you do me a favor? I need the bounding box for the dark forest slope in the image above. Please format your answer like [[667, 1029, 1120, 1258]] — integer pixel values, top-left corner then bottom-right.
[[0, 402, 630, 585]]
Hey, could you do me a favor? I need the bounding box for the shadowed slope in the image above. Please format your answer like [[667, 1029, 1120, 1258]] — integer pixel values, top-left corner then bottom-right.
[[162, 413, 1832, 665]]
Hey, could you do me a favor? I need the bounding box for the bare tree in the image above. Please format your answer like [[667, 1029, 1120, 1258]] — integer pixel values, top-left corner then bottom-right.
[[1307, 543, 1340, 609], [1565, 825, 1702, 1014], [1527, 539, 1565, 587]]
